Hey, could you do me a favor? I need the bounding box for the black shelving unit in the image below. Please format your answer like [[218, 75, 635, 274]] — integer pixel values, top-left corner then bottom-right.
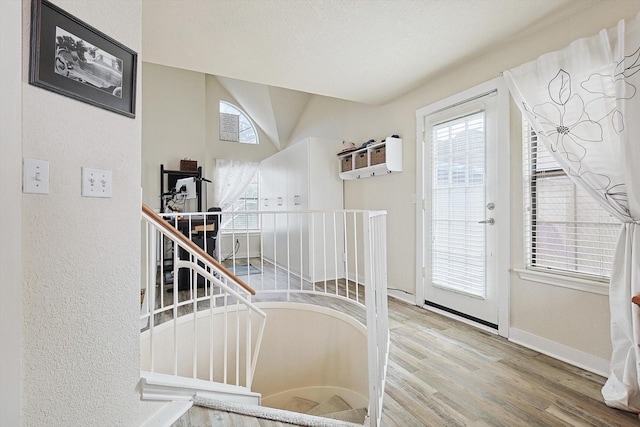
[[159, 163, 217, 291], [160, 164, 203, 213]]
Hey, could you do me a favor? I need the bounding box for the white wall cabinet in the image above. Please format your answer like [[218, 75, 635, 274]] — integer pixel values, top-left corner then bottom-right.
[[338, 137, 402, 180], [260, 137, 344, 282]]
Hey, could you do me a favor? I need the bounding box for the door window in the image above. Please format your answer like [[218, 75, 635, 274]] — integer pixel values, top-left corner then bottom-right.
[[431, 112, 486, 297]]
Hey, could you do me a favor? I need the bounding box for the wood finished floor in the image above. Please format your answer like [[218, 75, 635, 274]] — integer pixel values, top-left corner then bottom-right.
[[156, 259, 638, 426], [380, 297, 638, 426]]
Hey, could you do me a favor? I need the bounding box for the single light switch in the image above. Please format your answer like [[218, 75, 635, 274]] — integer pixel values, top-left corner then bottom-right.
[[81, 167, 112, 198], [23, 158, 50, 194]]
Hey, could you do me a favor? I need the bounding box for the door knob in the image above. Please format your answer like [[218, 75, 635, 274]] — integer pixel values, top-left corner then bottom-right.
[[478, 218, 495, 225]]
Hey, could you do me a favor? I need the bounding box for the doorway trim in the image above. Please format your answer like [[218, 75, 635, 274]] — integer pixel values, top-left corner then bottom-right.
[[415, 77, 510, 337], [0, 1, 23, 425]]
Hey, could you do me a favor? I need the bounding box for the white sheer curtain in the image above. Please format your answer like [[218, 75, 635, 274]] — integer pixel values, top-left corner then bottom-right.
[[504, 13, 640, 412], [211, 159, 259, 209]]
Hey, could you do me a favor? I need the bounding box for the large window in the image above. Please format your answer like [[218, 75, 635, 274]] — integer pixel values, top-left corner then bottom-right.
[[221, 173, 259, 231], [219, 101, 258, 144], [523, 121, 619, 281]]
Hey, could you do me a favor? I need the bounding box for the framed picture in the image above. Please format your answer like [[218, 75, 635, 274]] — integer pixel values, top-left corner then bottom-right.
[[29, 0, 137, 118], [220, 112, 240, 142]]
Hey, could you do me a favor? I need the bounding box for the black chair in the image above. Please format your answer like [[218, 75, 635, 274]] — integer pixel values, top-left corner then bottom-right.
[[194, 207, 221, 257], [177, 207, 221, 289]]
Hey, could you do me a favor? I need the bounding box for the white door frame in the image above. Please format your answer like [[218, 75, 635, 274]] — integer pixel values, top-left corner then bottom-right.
[[0, 1, 23, 425], [415, 77, 510, 337]]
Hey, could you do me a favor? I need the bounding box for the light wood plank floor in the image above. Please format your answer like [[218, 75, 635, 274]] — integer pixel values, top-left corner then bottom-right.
[[173, 295, 638, 426], [161, 260, 638, 426], [380, 297, 638, 426]]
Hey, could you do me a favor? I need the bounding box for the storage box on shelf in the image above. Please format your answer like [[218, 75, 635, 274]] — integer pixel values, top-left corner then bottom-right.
[[180, 159, 198, 171], [341, 156, 352, 172], [338, 137, 402, 179], [355, 152, 368, 169]]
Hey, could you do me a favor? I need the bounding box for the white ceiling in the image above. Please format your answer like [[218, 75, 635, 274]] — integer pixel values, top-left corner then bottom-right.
[[142, 0, 593, 145]]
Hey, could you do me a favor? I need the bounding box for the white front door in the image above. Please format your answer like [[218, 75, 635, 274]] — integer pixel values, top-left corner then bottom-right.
[[416, 78, 510, 334]]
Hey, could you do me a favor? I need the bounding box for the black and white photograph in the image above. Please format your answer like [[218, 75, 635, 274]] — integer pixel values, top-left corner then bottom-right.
[[29, 0, 137, 117], [54, 27, 123, 98]]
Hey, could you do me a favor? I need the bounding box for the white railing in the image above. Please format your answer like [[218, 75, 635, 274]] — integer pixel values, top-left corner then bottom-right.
[[363, 211, 390, 427], [140, 205, 266, 392], [142, 207, 389, 427]]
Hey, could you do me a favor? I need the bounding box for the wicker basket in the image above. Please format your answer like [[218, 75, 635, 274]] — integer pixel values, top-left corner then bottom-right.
[[341, 156, 353, 172], [370, 146, 386, 166], [355, 153, 368, 169], [180, 159, 198, 171]]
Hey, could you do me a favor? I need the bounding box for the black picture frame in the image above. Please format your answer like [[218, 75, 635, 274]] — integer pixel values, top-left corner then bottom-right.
[[29, 0, 137, 118]]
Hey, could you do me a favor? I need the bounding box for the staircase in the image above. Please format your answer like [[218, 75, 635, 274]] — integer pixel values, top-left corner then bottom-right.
[[140, 205, 389, 427], [173, 395, 367, 426]]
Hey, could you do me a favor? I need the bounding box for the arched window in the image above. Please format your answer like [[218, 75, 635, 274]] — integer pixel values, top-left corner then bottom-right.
[[219, 101, 258, 144]]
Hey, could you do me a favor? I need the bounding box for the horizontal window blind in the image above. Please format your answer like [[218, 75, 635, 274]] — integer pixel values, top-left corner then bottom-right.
[[432, 111, 486, 298], [522, 122, 618, 280], [221, 177, 260, 230]]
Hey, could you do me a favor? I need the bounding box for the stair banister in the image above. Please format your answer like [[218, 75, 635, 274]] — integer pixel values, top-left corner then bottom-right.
[[141, 203, 266, 393], [142, 203, 255, 295], [141, 206, 389, 426]]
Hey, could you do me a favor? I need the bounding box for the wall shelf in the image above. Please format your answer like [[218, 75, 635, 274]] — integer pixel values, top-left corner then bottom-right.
[[338, 137, 402, 180]]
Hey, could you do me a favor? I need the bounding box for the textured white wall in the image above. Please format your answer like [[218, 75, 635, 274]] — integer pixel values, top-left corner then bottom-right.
[[0, 1, 23, 425], [21, 0, 142, 425]]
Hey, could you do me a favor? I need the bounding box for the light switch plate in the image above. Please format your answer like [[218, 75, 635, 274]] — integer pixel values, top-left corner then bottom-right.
[[81, 167, 112, 198], [23, 158, 50, 194]]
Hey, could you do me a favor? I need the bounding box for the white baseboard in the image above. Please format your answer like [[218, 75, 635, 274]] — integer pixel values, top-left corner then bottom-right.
[[387, 289, 416, 305], [140, 371, 261, 405], [508, 328, 610, 377]]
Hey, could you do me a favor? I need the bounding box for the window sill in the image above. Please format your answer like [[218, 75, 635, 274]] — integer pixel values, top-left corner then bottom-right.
[[220, 230, 261, 236], [513, 268, 609, 296]]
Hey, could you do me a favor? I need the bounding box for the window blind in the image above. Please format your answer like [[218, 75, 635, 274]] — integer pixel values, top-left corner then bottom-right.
[[522, 121, 619, 280], [221, 177, 260, 230], [431, 111, 486, 298]]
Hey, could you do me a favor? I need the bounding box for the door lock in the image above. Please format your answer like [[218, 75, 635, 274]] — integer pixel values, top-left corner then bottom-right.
[[478, 218, 495, 225], [487, 202, 495, 210]]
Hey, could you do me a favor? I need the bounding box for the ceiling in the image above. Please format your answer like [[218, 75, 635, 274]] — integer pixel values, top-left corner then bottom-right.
[[142, 0, 593, 146]]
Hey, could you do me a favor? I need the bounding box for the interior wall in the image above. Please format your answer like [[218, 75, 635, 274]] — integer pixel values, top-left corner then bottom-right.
[[289, 2, 640, 363], [0, 1, 23, 424], [141, 63, 278, 212], [253, 304, 369, 408], [138, 1, 639, 369], [204, 74, 278, 205], [291, 97, 415, 299], [142, 63, 206, 210], [21, 0, 142, 425]]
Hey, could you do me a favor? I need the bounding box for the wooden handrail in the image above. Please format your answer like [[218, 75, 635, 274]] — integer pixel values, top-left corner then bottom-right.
[[142, 204, 256, 296]]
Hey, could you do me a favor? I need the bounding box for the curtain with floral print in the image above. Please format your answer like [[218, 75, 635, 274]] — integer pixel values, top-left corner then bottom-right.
[[504, 13, 640, 412]]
